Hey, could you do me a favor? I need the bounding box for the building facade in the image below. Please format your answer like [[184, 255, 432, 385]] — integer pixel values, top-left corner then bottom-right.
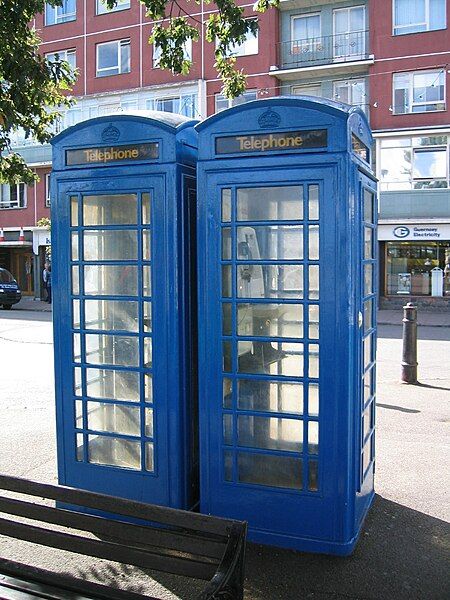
[[1, 0, 449, 305]]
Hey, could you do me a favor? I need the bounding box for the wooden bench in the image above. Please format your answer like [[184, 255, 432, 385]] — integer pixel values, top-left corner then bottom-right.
[[0, 474, 247, 600]]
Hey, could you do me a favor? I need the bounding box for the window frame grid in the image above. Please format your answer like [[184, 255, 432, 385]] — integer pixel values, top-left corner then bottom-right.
[[96, 39, 131, 78], [392, 69, 446, 115], [392, 0, 446, 35]]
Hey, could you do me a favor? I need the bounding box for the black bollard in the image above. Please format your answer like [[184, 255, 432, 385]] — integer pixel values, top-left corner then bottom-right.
[[401, 302, 418, 384]]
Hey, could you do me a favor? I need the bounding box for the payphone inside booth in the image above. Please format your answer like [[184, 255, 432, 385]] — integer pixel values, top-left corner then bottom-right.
[[196, 97, 377, 554], [51, 112, 198, 510]]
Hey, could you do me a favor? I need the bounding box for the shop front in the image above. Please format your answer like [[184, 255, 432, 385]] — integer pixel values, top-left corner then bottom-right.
[[0, 230, 34, 296], [379, 223, 450, 306]]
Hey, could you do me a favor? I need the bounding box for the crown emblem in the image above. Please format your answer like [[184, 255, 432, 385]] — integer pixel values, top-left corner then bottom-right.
[[258, 108, 281, 129], [101, 124, 120, 143]]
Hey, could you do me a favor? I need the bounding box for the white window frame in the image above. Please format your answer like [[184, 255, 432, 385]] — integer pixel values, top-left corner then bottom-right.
[[45, 49, 76, 71], [392, 0, 446, 35], [153, 39, 192, 68], [333, 79, 367, 106], [96, 39, 130, 77], [291, 84, 322, 97], [215, 89, 258, 113], [332, 6, 366, 59], [226, 21, 259, 57], [96, 0, 130, 15], [44, 1, 76, 26], [45, 174, 51, 208], [290, 13, 322, 54], [0, 183, 27, 210], [393, 69, 446, 115]]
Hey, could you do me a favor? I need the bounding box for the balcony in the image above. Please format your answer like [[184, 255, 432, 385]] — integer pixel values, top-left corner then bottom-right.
[[274, 30, 372, 79]]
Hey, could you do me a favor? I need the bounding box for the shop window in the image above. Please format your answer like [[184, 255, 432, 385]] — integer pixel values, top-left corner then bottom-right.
[[96, 0, 130, 15], [96, 39, 130, 77], [45, 0, 76, 25], [45, 49, 76, 72], [45, 174, 51, 207], [215, 89, 257, 113], [393, 0, 446, 35], [0, 183, 26, 209], [393, 70, 445, 114]]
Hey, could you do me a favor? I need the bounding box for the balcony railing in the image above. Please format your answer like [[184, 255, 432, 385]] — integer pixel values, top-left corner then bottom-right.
[[277, 30, 370, 70]]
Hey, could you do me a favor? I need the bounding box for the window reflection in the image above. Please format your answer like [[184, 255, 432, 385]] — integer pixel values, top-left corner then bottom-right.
[[236, 303, 303, 338], [237, 225, 303, 261], [237, 264, 303, 299], [236, 186, 303, 221]]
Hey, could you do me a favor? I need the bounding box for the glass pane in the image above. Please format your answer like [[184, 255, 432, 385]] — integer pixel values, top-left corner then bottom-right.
[[238, 341, 303, 377], [223, 413, 233, 445], [71, 232, 79, 261], [143, 266, 152, 296], [71, 196, 78, 226], [237, 226, 303, 260], [364, 227, 373, 259], [308, 459, 318, 491], [223, 378, 233, 409], [145, 407, 153, 437], [364, 299, 373, 332], [75, 400, 83, 428], [237, 303, 303, 338], [222, 303, 232, 335], [363, 368, 372, 403], [145, 442, 154, 471], [308, 383, 319, 416], [142, 193, 151, 224], [224, 450, 233, 481], [308, 343, 319, 378], [144, 337, 152, 368], [74, 367, 82, 397], [236, 186, 303, 221], [85, 334, 139, 367], [221, 188, 231, 222], [73, 299, 80, 328], [222, 265, 232, 297], [85, 300, 138, 332], [364, 264, 373, 296], [308, 421, 319, 454], [83, 230, 137, 261], [237, 264, 303, 299], [143, 302, 152, 332], [73, 333, 81, 362], [86, 368, 140, 401], [238, 380, 303, 414], [87, 402, 140, 436], [83, 194, 137, 226], [364, 189, 374, 223], [76, 433, 84, 461], [308, 305, 319, 339], [223, 341, 232, 372], [84, 265, 138, 296], [88, 435, 141, 469], [364, 334, 372, 370], [308, 225, 319, 260], [143, 376, 153, 406], [222, 227, 232, 259], [308, 185, 319, 220], [72, 266, 80, 295], [142, 230, 151, 261], [238, 415, 302, 451], [237, 452, 302, 490], [308, 265, 319, 299]]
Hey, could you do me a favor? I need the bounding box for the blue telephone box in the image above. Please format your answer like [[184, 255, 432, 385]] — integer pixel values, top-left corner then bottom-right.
[[196, 97, 377, 554], [50, 112, 198, 510]]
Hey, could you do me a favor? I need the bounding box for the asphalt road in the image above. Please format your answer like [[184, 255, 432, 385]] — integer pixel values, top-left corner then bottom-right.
[[0, 310, 448, 600]]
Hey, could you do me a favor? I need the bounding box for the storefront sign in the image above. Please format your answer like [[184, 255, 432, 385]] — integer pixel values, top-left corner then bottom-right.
[[66, 143, 159, 166], [378, 224, 450, 241], [33, 230, 51, 255], [215, 129, 328, 155]]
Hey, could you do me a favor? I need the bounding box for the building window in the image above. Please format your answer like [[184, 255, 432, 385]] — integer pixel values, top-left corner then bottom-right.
[[291, 14, 321, 53], [393, 70, 445, 114], [45, 49, 76, 71], [333, 6, 366, 59], [393, 0, 446, 35], [153, 40, 192, 68], [333, 79, 367, 109], [215, 90, 257, 113], [96, 0, 130, 15], [45, 0, 76, 25], [226, 24, 258, 57], [379, 135, 449, 190], [291, 84, 322, 97], [45, 174, 51, 207], [146, 94, 198, 118], [0, 184, 26, 209], [96, 39, 130, 77]]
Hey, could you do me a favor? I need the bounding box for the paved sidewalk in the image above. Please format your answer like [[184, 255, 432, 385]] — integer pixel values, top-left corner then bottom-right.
[[377, 308, 450, 327], [11, 296, 52, 312]]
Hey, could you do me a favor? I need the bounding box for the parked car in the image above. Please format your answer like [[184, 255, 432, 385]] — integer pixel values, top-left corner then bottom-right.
[[0, 268, 22, 309]]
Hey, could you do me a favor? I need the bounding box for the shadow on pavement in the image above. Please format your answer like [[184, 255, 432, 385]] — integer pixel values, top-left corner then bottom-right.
[[69, 495, 449, 600], [377, 403, 420, 414]]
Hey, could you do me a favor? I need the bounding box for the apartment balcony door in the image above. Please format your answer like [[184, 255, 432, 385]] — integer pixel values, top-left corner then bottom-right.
[[333, 6, 366, 61]]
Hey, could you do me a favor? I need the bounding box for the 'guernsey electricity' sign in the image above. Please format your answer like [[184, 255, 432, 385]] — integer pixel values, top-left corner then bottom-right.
[[66, 143, 159, 166], [215, 129, 327, 154]]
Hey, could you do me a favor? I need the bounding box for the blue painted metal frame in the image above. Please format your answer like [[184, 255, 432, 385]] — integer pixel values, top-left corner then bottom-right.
[[51, 112, 198, 510], [195, 97, 377, 554]]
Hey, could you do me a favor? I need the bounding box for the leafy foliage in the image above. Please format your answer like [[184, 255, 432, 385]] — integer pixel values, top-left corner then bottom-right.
[[0, 0, 278, 184]]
